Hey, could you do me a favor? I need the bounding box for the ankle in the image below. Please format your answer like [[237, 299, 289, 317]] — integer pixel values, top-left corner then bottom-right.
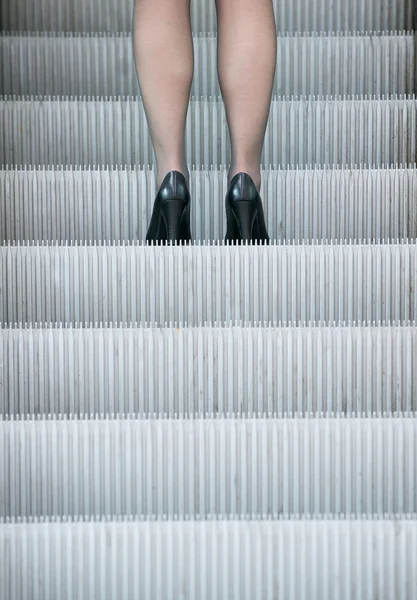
[[228, 167, 261, 192], [157, 165, 190, 189]]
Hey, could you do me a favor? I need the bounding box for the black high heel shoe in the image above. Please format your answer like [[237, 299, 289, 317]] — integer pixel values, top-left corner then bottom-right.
[[145, 170, 193, 244], [224, 172, 270, 244]]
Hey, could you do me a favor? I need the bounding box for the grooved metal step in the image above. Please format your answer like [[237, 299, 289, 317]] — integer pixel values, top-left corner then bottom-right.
[[1, 0, 416, 589], [1, 417, 416, 517], [1, 32, 414, 98], [1, 324, 416, 417], [1, 96, 415, 167], [1, 518, 416, 600], [0, 0, 413, 33], [1, 166, 416, 244], [1, 243, 415, 325]]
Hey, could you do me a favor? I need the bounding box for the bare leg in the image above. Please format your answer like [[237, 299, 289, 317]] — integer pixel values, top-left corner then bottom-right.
[[215, 0, 277, 191], [133, 0, 194, 188]]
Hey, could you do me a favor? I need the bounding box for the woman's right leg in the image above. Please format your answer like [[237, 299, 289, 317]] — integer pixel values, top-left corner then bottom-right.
[[133, 0, 194, 189]]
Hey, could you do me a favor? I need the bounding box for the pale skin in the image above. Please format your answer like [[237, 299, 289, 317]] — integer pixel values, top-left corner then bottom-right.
[[133, 0, 277, 192]]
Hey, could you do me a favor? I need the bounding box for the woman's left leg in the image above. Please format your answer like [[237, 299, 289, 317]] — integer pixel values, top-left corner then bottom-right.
[[215, 0, 277, 242], [215, 0, 277, 192]]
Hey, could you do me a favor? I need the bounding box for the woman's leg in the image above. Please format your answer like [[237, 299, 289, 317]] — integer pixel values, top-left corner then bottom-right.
[[215, 0, 277, 192], [133, 0, 194, 188]]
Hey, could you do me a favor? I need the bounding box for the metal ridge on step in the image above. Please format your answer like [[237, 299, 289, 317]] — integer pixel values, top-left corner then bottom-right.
[[3, 513, 417, 523], [1, 165, 416, 243], [1, 319, 416, 327], [1, 418, 416, 517], [2, 238, 416, 245], [2, 92, 414, 100], [1, 32, 414, 97], [1, 96, 415, 167], [2, 162, 416, 169], [1, 413, 416, 420], [1, 325, 416, 416], [2, 30, 415, 37]]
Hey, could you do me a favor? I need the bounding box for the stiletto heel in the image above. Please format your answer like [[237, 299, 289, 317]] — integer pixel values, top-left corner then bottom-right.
[[230, 200, 258, 241], [145, 170, 192, 244], [224, 172, 270, 244], [160, 198, 191, 242]]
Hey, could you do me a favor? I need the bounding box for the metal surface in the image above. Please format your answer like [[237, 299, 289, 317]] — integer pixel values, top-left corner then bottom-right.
[[1, 324, 416, 417], [1, 518, 416, 600], [1, 417, 416, 517], [1, 97, 415, 167], [0, 0, 413, 32], [1, 242, 415, 324], [1, 32, 414, 98], [1, 165, 416, 243], [1, 0, 416, 591]]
